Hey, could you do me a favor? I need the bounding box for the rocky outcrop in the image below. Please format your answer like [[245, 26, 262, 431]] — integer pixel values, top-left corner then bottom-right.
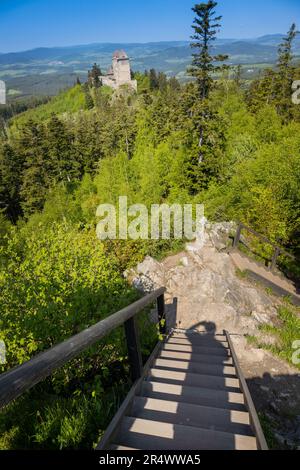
[[125, 222, 279, 334]]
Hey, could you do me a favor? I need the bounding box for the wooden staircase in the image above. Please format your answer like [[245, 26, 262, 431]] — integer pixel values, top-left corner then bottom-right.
[[98, 329, 268, 450], [0, 284, 267, 451]]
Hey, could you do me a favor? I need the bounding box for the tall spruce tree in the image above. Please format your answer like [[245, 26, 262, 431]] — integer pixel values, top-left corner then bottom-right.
[[275, 23, 298, 119], [278, 24, 297, 76], [187, 1, 228, 184], [190, 1, 228, 100]]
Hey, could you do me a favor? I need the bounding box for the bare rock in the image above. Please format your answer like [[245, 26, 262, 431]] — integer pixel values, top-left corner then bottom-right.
[[129, 256, 164, 293], [256, 332, 279, 347], [180, 256, 189, 267], [206, 221, 237, 251], [252, 310, 274, 325], [125, 221, 279, 336], [136, 256, 163, 277]]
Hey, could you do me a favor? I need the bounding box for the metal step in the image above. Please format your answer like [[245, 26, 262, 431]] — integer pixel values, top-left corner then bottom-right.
[[154, 358, 237, 377], [141, 381, 246, 411], [132, 396, 253, 436], [159, 350, 234, 365], [148, 368, 240, 391], [117, 417, 257, 450]]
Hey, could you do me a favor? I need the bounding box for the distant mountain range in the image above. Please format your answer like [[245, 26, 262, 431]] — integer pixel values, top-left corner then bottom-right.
[[1, 34, 300, 100]]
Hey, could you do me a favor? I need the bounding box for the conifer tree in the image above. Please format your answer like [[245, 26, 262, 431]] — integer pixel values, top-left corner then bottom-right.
[[190, 1, 228, 99], [19, 120, 49, 215], [88, 63, 102, 88], [278, 24, 297, 76], [149, 69, 159, 90], [246, 69, 277, 113], [187, 1, 228, 184], [157, 72, 168, 93], [47, 114, 78, 183], [275, 23, 298, 119], [247, 24, 299, 120], [0, 143, 23, 221]]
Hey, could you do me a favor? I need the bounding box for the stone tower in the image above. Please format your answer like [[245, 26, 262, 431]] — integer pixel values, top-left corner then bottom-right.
[[101, 50, 137, 91], [112, 50, 131, 85]]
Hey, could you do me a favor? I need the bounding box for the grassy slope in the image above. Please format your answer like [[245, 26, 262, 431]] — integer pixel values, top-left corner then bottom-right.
[[10, 84, 86, 128]]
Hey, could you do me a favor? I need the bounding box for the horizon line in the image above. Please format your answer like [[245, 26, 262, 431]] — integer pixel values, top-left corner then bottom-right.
[[0, 33, 288, 55]]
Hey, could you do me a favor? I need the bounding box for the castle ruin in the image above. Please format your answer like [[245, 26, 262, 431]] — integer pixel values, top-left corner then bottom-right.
[[101, 50, 137, 91]]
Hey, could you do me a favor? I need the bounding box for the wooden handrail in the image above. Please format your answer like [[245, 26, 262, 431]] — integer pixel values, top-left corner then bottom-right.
[[225, 331, 268, 450], [0, 287, 166, 410], [233, 222, 297, 271]]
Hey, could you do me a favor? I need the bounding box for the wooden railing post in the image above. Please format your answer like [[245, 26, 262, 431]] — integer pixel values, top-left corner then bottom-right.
[[270, 246, 280, 272], [225, 331, 268, 450], [233, 223, 243, 250], [0, 287, 166, 409], [157, 293, 166, 335], [124, 317, 143, 382]]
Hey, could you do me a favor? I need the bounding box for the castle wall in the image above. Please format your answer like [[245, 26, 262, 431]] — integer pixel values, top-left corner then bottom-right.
[[101, 76, 117, 89]]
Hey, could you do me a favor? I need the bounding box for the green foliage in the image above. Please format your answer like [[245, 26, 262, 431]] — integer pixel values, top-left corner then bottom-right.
[[259, 413, 279, 449], [10, 85, 86, 128], [0, 218, 159, 448], [0, 377, 130, 449], [0, 96, 50, 124], [0, 223, 135, 369], [246, 305, 300, 371], [259, 305, 300, 368], [202, 99, 300, 250], [246, 24, 300, 121], [0, 211, 12, 243]]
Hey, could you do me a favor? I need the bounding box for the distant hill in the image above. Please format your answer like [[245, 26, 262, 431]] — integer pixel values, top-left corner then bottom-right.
[[1, 35, 300, 99], [252, 34, 300, 47]]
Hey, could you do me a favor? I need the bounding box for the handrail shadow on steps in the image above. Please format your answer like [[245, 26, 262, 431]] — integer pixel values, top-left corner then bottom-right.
[[0, 287, 166, 410]]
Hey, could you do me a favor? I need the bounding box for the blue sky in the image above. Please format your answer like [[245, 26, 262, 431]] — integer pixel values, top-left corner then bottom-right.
[[0, 0, 299, 53]]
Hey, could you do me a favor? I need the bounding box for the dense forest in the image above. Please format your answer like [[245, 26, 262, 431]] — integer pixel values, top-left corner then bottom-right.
[[1, 1, 300, 449]]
